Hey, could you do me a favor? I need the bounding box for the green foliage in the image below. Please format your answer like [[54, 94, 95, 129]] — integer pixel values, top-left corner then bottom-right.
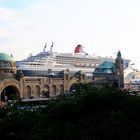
[[0, 84, 140, 139]]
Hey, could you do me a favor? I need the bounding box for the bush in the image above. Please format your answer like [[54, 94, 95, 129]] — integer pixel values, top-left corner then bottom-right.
[[0, 84, 140, 140]]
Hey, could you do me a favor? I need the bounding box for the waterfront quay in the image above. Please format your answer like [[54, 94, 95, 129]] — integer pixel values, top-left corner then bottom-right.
[[0, 50, 135, 105]]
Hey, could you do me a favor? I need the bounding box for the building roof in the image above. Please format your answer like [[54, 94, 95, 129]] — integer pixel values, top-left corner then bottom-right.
[[0, 53, 14, 62], [93, 61, 115, 74], [97, 61, 114, 69]]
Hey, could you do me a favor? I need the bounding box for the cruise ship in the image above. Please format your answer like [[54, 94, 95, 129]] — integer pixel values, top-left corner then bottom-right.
[[16, 43, 129, 77]]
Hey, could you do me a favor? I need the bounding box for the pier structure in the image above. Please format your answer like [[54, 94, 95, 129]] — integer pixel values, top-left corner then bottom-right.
[[0, 53, 93, 102], [0, 51, 130, 102]]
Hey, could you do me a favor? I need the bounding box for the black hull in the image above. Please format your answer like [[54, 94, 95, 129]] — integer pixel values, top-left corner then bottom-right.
[[21, 68, 94, 77], [21, 70, 60, 77]]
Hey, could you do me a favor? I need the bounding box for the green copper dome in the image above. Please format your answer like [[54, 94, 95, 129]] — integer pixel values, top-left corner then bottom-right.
[[97, 61, 114, 69], [0, 53, 14, 62], [93, 61, 115, 74]]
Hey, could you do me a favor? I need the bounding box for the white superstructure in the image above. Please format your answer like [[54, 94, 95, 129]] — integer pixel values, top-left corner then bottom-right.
[[16, 43, 117, 77]]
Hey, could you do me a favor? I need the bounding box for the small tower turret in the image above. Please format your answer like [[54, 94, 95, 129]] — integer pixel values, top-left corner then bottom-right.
[[115, 50, 124, 88], [0, 53, 17, 78]]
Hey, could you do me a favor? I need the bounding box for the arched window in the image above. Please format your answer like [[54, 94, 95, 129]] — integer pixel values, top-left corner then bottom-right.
[[60, 84, 64, 94], [52, 85, 57, 96], [25, 85, 31, 99], [41, 85, 50, 98], [35, 85, 40, 98]]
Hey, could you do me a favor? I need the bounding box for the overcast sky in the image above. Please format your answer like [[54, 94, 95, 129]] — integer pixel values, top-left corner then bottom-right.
[[1, 0, 140, 65]]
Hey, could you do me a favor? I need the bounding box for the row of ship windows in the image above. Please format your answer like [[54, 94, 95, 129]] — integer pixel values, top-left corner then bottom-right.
[[25, 66, 52, 69], [55, 56, 99, 61], [22, 63, 44, 66], [56, 59, 99, 65]]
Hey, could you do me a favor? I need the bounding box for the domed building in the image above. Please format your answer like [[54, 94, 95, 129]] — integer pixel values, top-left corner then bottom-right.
[[93, 50, 124, 88], [0, 52, 94, 104], [0, 53, 20, 103], [0, 53, 17, 77]]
